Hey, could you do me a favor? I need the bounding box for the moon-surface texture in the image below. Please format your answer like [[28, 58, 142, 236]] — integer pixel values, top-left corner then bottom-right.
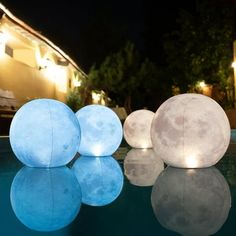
[[10, 166, 82, 232], [72, 155, 123, 206], [9, 98, 80, 167], [76, 105, 123, 156], [123, 109, 154, 148], [124, 148, 164, 186], [151, 93, 231, 168], [151, 166, 231, 236]]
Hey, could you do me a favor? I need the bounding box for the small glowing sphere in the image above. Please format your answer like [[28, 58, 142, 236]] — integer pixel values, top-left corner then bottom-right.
[[75, 105, 123, 156], [151, 166, 231, 236], [72, 155, 123, 206], [123, 109, 154, 148], [151, 93, 231, 168], [9, 99, 80, 167], [10, 166, 82, 232], [124, 148, 164, 186]]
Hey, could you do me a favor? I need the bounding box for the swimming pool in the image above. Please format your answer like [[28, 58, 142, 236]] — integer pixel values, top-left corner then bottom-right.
[[0, 137, 236, 236]]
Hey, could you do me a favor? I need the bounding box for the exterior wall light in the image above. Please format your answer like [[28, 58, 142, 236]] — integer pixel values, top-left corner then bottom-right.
[[39, 57, 52, 70]]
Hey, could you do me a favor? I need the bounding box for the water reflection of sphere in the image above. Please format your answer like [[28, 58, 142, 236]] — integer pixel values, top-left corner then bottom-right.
[[124, 148, 164, 186], [123, 109, 154, 148], [72, 155, 123, 206], [9, 99, 80, 167], [10, 166, 82, 232], [151, 166, 231, 236], [151, 94, 230, 168], [76, 105, 123, 156]]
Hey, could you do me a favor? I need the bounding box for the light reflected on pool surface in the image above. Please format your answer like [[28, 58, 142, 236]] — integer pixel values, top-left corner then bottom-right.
[[10, 166, 82, 232], [0, 136, 236, 235], [124, 148, 164, 187], [72, 155, 124, 206], [151, 166, 231, 236]]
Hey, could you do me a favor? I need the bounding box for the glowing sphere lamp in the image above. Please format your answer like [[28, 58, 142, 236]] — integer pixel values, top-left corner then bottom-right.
[[75, 105, 123, 156], [72, 155, 123, 206], [124, 148, 164, 186], [9, 98, 80, 167], [151, 166, 231, 236], [151, 93, 231, 168], [10, 166, 82, 232], [123, 109, 154, 148]]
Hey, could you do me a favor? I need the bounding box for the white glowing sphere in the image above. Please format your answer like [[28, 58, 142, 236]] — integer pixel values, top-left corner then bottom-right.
[[10, 166, 82, 232], [72, 155, 123, 206], [123, 109, 154, 148], [151, 166, 231, 235], [124, 148, 164, 186], [75, 105, 123, 156], [9, 99, 80, 167], [151, 93, 231, 168]]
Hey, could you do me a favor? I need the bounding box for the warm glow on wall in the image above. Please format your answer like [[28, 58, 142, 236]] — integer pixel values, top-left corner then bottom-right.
[[232, 61, 236, 68], [73, 79, 81, 87], [40, 61, 68, 93], [54, 66, 68, 93], [0, 31, 7, 56]]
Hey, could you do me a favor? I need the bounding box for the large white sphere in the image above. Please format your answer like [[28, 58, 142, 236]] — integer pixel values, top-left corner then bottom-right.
[[151, 166, 231, 236], [75, 105, 123, 156], [123, 109, 154, 148], [151, 93, 231, 168], [10, 166, 82, 232], [124, 148, 164, 186], [72, 155, 123, 206], [9, 99, 80, 167]]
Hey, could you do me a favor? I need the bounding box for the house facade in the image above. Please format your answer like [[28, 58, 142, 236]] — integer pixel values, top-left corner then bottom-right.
[[0, 3, 87, 108]]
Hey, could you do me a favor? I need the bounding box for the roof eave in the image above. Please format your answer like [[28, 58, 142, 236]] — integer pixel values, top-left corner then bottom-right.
[[0, 3, 87, 78]]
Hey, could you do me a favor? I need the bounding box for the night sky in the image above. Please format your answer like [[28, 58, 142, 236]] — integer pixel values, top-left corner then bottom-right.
[[0, 0, 195, 73]]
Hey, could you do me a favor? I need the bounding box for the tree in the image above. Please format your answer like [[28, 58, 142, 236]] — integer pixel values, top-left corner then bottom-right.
[[163, 0, 235, 107], [87, 41, 172, 113]]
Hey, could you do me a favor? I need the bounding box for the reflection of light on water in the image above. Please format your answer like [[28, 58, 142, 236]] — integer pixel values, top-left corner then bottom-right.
[[187, 169, 196, 175], [185, 154, 199, 168], [72, 155, 123, 206], [124, 148, 164, 187], [151, 166, 231, 236], [140, 148, 149, 152], [10, 166, 82, 232]]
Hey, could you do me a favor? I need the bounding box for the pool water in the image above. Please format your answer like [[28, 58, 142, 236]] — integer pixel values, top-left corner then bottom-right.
[[231, 129, 236, 142], [0, 137, 236, 236]]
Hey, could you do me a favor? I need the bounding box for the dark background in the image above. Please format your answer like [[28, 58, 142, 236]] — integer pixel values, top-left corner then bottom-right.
[[0, 0, 196, 72]]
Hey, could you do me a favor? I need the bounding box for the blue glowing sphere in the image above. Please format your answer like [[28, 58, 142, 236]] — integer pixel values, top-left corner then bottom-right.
[[72, 155, 124, 206], [75, 105, 123, 156], [10, 166, 82, 232], [9, 99, 81, 167]]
